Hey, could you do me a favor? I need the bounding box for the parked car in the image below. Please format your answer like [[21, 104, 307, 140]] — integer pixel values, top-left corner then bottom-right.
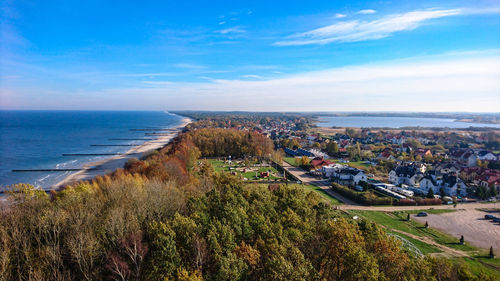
[[416, 212, 428, 217], [485, 214, 495, 220], [492, 217, 500, 223]]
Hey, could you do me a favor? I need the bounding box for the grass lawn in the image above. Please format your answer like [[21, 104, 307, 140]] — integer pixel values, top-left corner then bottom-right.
[[458, 255, 500, 278], [405, 209, 457, 215], [301, 184, 342, 205], [348, 210, 477, 253], [385, 231, 441, 255], [330, 159, 372, 170], [283, 157, 299, 167]]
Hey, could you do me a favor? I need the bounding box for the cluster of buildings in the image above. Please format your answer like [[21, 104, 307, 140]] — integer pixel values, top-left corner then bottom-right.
[[389, 162, 468, 196], [307, 157, 368, 187], [283, 130, 499, 199]]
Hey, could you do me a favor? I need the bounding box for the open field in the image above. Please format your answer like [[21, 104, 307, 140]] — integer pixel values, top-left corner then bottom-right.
[[208, 159, 283, 181], [301, 184, 342, 205]]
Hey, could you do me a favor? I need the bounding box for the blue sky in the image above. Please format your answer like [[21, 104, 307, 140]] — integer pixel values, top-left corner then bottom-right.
[[1, 0, 499, 111]]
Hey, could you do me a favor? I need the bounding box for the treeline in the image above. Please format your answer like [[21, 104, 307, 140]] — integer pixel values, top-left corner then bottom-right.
[[183, 128, 274, 158], [174, 112, 314, 131], [0, 128, 497, 280]]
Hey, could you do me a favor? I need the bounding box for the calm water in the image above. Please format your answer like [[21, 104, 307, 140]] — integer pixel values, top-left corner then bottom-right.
[[0, 111, 183, 189], [317, 116, 500, 129]]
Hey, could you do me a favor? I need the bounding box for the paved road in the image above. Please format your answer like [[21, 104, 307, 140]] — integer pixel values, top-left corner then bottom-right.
[[280, 162, 500, 211]]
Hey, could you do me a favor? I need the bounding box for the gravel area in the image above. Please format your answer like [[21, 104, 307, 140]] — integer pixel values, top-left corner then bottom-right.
[[413, 209, 500, 251]]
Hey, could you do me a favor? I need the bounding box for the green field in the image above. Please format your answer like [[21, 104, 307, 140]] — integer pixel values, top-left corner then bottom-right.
[[208, 159, 283, 180], [302, 184, 342, 205], [330, 159, 372, 170], [460, 255, 500, 279], [283, 157, 299, 166], [385, 231, 441, 255]]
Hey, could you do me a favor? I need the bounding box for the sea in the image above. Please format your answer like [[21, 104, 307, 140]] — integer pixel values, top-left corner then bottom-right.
[[0, 111, 184, 190], [317, 116, 500, 129]]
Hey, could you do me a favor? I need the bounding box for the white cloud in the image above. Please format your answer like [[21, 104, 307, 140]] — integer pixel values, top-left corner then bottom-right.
[[218, 21, 226, 25], [215, 26, 246, 34], [275, 8, 462, 46], [335, 13, 347, 18], [13, 51, 494, 111], [164, 54, 500, 111], [241, 74, 263, 79], [141, 81, 174, 85], [173, 63, 206, 69], [357, 9, 376, 14], [113, 72, 174, 77]]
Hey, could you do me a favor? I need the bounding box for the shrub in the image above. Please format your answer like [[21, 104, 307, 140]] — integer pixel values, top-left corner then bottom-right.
[[394, 199, 417, 206], [415, 198, 442, 205], [331, 183, 393, 206]]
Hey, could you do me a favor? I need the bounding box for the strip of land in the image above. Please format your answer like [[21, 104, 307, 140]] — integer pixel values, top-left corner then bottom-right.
[[53, 117, 192, 188]]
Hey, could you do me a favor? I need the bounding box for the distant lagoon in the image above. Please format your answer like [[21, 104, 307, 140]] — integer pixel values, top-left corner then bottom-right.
[[317, 116, 500, 129]]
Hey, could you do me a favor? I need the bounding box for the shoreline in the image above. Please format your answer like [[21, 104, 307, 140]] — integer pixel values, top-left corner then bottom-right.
[[52, 116, 192, 189]]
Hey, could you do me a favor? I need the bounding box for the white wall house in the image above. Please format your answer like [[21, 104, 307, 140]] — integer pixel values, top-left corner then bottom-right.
[[418, 175, 467, 196]]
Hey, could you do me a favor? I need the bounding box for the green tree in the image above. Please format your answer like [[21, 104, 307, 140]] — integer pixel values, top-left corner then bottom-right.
[[319, 219, 379, 281], [426, 188, 435, 199], [489, 185, 498, 198], [144, 222, 181, 281], [326, 142, 339, 156]]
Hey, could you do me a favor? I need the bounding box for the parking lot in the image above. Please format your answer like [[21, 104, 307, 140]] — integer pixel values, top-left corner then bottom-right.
[[413, 209, 500, 251]]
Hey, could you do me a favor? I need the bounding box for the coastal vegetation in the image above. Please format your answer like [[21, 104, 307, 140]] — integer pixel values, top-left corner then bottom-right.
[[1, 126, 499, 280]]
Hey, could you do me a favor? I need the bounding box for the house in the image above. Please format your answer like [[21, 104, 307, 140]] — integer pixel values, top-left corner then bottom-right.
[[477, 151, 497, 161], [332, 167, 367, 186], [450, 149, 477, 167], [296, 148, 315, 157], [418, 172, 467, 196], [389, 163, 425, 186], [479, 175, 500, 190], [434, 163, 460, 174], [308, 148, 328, 158], [415, 148, 432, 158], [391, 135, 406, 145], [310, 157, 333, 169], [377, 151, 395, 161], [320, 163, 344, 178]]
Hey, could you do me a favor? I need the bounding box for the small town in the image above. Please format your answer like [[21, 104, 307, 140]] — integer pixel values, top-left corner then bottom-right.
[[183, 112, 499, 206]]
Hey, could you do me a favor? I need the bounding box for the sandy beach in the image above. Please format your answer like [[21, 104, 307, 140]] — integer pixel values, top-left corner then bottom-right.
[[53, 117, 192, 188]]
